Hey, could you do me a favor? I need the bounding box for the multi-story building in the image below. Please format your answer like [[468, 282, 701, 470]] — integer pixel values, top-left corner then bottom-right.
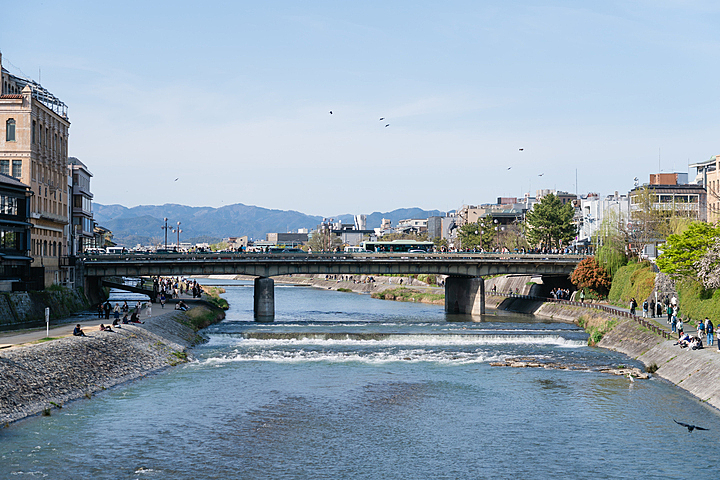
[[0, 52, 70, 287], [0, 173, 34, 291], [629, 173, 707, 221], [576, 192, 630, 246], [68, 157, 93, 255], [689, 155, 720, 224]]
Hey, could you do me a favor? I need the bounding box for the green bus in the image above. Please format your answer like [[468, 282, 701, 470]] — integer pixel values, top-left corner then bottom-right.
[[360, 240, 435, 253]]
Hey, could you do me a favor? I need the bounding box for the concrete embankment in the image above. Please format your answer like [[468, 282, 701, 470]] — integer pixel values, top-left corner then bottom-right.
[[489, 294, 720, 410], [0, 303, 225, 425]]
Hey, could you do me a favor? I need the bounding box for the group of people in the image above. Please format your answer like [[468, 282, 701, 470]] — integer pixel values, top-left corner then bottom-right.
[[550, 288, 572, 300]]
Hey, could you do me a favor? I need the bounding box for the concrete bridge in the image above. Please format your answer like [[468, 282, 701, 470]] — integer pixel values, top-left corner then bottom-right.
[[77, 252, 585, 320]]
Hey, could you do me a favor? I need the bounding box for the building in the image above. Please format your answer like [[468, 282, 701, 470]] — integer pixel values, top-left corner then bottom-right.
[[576, 192, 630, 246], [0, 173, 34, 291], [629, 173, 707, 222], [1, 52, 70, 287], [690, 155, 720, 224], [266, 232, 308, 246], [537, 189, 577, 206], [223, 236, 249, 250], [68, 157, 93, 255]]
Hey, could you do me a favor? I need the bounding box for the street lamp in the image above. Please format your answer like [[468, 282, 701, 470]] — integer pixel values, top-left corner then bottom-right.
[[161, 217, 169, 250], [494, 219, 499, 251], [175, 222, 182, 250]]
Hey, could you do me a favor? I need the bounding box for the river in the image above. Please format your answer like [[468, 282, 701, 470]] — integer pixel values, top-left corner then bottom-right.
[[2, 279, 718, 479]]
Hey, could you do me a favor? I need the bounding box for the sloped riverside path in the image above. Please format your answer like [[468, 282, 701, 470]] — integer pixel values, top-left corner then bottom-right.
[[0, 303, 224, 425], [488, 293, 720, 409]]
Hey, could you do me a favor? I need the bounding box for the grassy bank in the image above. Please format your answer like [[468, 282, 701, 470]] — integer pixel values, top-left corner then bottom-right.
[[676, 278, 720, 323], [371, 287, 444, 305], [202, 286, 229, 310], [577, 315, 618, 346], [178, 303, 226, 332], [607, 262, 655, 306]]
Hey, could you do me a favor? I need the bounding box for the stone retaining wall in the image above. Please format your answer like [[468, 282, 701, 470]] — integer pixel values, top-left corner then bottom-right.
[[0, 304, 223, 425], [0, 288, 90, 330]]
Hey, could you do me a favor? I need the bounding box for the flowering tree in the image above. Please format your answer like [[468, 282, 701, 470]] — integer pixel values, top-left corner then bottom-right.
[[695, 237, 720, 289], [571, 257, 612, 297]]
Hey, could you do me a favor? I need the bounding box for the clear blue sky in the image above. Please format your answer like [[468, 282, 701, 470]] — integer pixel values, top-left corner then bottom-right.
[[2, 0, 719, 216]]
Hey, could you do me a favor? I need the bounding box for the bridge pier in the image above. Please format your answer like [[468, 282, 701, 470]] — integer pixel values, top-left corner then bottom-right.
[[445, 276, 485, 315], [254, 277, 275, 321]]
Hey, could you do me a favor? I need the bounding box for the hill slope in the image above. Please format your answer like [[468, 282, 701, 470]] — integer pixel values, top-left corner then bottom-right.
[[93, 203, 444, 246]]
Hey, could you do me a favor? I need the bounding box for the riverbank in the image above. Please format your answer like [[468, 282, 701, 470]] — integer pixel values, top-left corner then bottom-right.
[[275, 274, 443, 296], [489, 293, 720, 410], [0, 301, 225, 425]]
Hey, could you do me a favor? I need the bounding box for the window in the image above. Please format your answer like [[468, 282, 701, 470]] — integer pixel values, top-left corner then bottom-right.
[[0, 160, 8, 176], [32, 120, 36, 144], [12, 160, 21, 178], [5, 119, 16, 142]]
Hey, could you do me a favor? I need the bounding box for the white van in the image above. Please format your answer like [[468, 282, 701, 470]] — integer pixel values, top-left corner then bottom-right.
[[106, 247, 126, 254]]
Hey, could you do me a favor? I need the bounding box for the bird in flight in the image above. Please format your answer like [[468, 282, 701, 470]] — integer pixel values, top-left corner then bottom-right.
[[507, 167, 512, 170], [385, 124, 390, 127], [538, 173, 544, 177], [379, 117, 384, 121], [329, 111, 333, 114], [174, 178, 179, 182], [674, 420, 708, 432], [519, 148, 524, 151]]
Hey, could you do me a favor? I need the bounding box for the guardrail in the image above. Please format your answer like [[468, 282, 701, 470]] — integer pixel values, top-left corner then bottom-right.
[[78, 252, 588, 262], [495, 292, 673, 340]]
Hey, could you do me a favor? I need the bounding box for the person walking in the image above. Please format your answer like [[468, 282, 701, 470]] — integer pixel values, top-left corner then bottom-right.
[[579, 289, 585, 303], [677, 317, 684, 339], [642, 300, 649, 318], [705, 318, 714, 347], [629, 298, 637, 316], [649, 299, 655, 318], [666, 304, 673, 325], [696, 319, 705, 340]]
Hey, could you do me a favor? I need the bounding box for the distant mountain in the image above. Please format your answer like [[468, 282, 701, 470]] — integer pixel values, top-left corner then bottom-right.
[[93, 203, 445, 246]]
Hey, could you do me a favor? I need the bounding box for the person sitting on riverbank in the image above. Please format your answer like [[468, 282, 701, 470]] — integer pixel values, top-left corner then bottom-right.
[[99, 324, 114, 332], [675, 333, 691, 347], [129, 312, 144, 324], [112, 317, 122, 328], [175, 300, 188, 311], [121, 314, 129, 324], [73, 324, 86, 337]]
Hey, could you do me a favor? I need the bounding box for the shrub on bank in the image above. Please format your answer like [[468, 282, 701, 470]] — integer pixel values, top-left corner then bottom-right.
[[608, 262, 655, 306]]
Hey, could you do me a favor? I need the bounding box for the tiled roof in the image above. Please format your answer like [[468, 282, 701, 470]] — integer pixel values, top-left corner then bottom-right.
[[0, 173, 29, 189], [0, 94, 22, 99]]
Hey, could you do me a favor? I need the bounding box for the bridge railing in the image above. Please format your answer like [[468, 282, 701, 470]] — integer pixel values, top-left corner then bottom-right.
[[494, 292, 673, 340], [79, 252, 588, 262]]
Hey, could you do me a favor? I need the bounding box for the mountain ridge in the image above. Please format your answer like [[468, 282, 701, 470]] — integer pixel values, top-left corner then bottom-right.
[[93, 203, 445, 246]]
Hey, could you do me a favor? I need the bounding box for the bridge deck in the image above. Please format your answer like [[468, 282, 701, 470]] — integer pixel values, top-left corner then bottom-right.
[[79, 252, 585, 278]]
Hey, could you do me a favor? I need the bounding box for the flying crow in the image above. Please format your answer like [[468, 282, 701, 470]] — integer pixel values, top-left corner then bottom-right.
[[674, 420, 708, 432]]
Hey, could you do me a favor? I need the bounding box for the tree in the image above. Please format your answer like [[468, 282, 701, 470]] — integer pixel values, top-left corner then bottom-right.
[[458, 215, 496, 250], [307, 229, 342, 252], [571, 257, 612, 297], [524, 193, 576, 249], [656, 222, 720, 278], [695, 237, 720, 289]]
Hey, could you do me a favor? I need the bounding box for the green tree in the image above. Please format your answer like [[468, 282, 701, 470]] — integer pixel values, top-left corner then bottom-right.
[[458, 215, 496, 250], [524, 193, 576, 248], [656, 222, 720, 278]]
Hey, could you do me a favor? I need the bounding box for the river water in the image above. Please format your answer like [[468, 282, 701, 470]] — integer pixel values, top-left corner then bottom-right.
[[2, 280, 719, 479]]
